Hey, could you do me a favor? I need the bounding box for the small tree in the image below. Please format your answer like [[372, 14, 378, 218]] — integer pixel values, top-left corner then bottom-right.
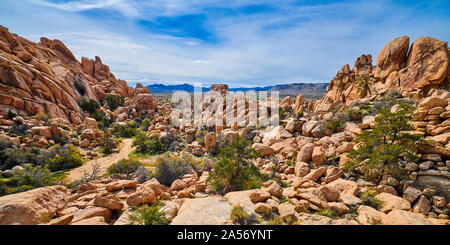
[[101, 130, 118, 155], [355, 74, 374, 97], [207, 135, 263, 194], [344, 103, 420, 182]]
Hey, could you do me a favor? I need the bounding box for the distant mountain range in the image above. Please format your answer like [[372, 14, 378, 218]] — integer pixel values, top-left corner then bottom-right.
[[147, 83, 328, 97]]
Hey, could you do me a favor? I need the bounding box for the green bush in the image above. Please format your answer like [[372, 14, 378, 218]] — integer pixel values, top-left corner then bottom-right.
[[9, 122, 30, 136], [153, 154, 199, 186], [100, 130, 118, 155], [360, 189, 384, 209], [10, 164, 52, 189], [33, 112, 50, 122], [323, 118, 345, 133], [344, 103, 420, 182], [230, 205, 254, 225], [107, 159, 142, 178], [43, 145, 84, 172], [104, 94, 124, 111], [314, 208, 337, 219], [129, 201, 170, 225], [354, 74, 374, 97], [207, 135, 263, 195], [139, 118, 152, 131], [132, 131, 168, 156], [79, 97, 100, 114], [0, 147, 42, 170], [112, 121, 138, 138], [92, 111, 115, 129]]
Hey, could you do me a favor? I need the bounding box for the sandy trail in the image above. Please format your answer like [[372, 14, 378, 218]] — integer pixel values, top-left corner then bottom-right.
[[67, 139, 134, 181]]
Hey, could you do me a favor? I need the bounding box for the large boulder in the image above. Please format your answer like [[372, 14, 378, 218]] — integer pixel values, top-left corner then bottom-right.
[[400, 36, 449, 91], [170, 197, 231, 225], [0, 186, 70, 225], [374, 36, 410, 80], [381, 209, 433, 225]]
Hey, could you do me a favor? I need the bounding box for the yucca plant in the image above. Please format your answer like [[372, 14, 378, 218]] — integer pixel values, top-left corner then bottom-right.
[[129, 201, 170, 225]]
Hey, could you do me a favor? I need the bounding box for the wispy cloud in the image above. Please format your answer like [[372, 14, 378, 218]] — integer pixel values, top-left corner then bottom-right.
[[1, 0, 449, 87]]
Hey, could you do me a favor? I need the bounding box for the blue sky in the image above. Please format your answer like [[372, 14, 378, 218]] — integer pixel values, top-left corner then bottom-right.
[[0, 0, 449, 88]]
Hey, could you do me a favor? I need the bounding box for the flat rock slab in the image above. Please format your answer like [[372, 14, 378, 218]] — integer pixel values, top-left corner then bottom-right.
[[170, 196, 231, 225]]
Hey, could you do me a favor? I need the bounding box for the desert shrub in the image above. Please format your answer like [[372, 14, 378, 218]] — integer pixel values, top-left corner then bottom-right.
[[195, 130, 207, 146], [360, 189, 384, 209], [129, 201, 170, 225], [153, 154, 199, 186], [207, 135, 263, 195], [74, 80, 86, 96], [92, 111, 115, 129], [354, 74, 374, 97], [374, 90, 406, 111], [70, 162, 101, 189], [104, 94, 124, 111], [314, 208, 337, 219], [132, 131, 168, 156], [10, 164, 52, 189], [344, 103, 420, 182], [33, 112, 50, 122], [79, 97, 100, 114], [0, 147, 42, 170], [230, 205, 256, 225], [266, 216, 284, 225], [112, 121, 138, 138], [9, 122, 30, 136], [100, 130, 118, 155], [323, 113, 346, 133], [346, 108, 368, 121], [139, 118, 152, 132], [107, 159, 142, 178], [43, 145, 84, 172]]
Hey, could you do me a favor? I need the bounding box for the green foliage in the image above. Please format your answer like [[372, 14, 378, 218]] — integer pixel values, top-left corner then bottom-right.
[[104, 94, 124, 111], [129, 201, 170, 225], [139, 118, 152, 131], [100, 130, 118, 155], [279, 108, 288, 120], [345, 103, 420, 182], [92, 111, 115, 130], [323, 118, 345, 133], [207, 135, 263, 195], [346, 108, 369, 121], [44, 145, 84, 172], [153, 154, 199, 186], [10, 164, 52, 189], [0, 146, 42, 170], [112, 121, 138, 138], [132, 131, 168, 156], [230, 205, 254, 225], [314, 208, 337, 219], [73, 80, 86, 96], [79, 97, 100, 114], [354, 74, 374, 97], [195, 130, 208, 146], [266, 216, 284, 225], [360, 189, 384, 209], [9, 121, 30, 136], [33, 112, 50, 122], [107, 159, 142, 178]]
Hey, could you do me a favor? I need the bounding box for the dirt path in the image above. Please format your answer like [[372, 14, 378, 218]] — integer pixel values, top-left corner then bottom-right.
[[67, 139, 134, 181]]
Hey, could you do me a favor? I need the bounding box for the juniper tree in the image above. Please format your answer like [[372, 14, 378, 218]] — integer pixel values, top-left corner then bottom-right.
[[344, 103, 421, 182]]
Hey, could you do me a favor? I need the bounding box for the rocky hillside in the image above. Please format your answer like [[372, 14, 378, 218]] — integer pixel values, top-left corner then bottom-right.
[[314, 36, 450, 113], [0, 25, 157, 124]]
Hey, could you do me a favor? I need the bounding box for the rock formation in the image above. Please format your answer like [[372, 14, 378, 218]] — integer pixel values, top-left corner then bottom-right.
[[0, 25, 156, 125]]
